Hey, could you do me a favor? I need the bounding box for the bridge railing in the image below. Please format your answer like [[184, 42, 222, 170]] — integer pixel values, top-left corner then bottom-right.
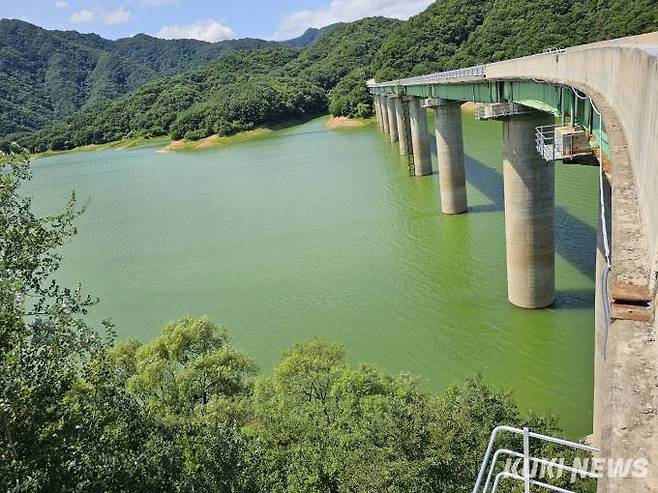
[[367, 64, 486, 88], [472, 425, 600, 493], [367, 47, 568, 89]]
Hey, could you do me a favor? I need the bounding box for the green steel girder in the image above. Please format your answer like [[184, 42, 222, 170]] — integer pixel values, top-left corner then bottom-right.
[[370, 79, 608, 157]]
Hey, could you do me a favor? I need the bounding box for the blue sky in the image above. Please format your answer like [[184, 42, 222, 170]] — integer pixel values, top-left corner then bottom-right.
[[3, 0, 434, 41]]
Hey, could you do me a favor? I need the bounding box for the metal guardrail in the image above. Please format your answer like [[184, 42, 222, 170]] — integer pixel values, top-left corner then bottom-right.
[[536, 125, 560, 161], [367, 64, 486, 88], [535, 124, 593, 162], [367, 47, 568, 89], [472, 426, 600, 493], [474, 102, 535, 120]]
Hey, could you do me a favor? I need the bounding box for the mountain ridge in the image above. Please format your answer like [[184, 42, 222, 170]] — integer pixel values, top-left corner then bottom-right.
[[0, 18, 353, 136], [3, 0, 658, 151]]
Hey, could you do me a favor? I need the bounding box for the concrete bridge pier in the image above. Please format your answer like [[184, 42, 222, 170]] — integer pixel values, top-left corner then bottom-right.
[[502, 111, 556, 308], [394, 97, 410, 156], [374, 96, 383, 130], [381, 97, 390, 135], [408, 97, 432, 176], [385, 96, 399, 143], [429, 99, 468, 214]]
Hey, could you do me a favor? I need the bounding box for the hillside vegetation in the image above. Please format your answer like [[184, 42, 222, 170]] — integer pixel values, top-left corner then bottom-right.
[[279, 24, 344, 48], [0, 19, 310, 135], [8, 17, 399, 152], [25, 48, 328, 149], [4, 0, 658, 152]]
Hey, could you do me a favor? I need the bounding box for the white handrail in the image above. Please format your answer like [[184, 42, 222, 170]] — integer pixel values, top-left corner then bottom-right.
[[472, 426, 599, 493]]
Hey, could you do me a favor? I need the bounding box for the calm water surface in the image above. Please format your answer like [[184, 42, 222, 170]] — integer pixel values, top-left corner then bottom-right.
[[29, 114, 597, 436]]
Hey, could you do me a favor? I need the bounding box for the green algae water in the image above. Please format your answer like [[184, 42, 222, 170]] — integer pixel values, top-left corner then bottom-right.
[[28, 114, 597, 437]]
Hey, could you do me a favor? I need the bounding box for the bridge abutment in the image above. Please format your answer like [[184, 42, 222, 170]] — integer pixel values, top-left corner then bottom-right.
[[502, 111, 556, 308], [408, 97, 432, 176], [431, 100, 468, 214]]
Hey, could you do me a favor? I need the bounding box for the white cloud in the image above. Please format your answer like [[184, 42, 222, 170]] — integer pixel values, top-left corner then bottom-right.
[[55, 0, 69, 8], [70, 9, 96, 23], [102, 7, 132, 25], [69, 7, 133, 25], [156, 20, 235, 42], [274, 0, 433, 40]]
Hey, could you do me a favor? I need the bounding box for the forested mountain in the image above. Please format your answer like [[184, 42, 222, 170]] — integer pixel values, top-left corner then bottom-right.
[[373, 0, 658, 79], [3, 0, 658, 152], [0, 19, 275, 135], [0, 19, 152, 134], [108, 34, 272, 75], [279, 23, 344, 48], [10, 17, 399, 151], [282, 18, 401, 89]]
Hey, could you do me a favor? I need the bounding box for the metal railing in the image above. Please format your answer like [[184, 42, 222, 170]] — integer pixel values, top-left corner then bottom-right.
[[536, 125, 560, 161], [366, 46, 569, 90], [367, 64, 486, 89], [535, 125, 593, 162], [473, 426, 600, 493], [474, 102, 534, 120]]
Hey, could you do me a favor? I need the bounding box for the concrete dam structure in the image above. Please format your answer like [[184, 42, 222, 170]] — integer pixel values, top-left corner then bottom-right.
[[369, 32, 658, 492]]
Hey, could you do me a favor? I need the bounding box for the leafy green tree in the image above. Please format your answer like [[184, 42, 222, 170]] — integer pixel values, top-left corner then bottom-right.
[[124, 316, 256, 416], [0, 144, 119, 490]]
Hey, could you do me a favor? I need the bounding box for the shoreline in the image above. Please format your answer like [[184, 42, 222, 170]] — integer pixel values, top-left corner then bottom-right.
[[29, 115, 328, 160], [29, 112, 439, 161], [159, 128, 274, 153], [31, 136, 170, 160], [325, 116, 372, 129]]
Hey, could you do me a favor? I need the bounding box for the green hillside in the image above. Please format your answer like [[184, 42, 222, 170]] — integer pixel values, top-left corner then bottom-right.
[[373, 0, 658, 79], [9, 17, 399, 152], [278, 23, 344, 48], [3, 0, 658, 152], [0, 19, 276, 135]]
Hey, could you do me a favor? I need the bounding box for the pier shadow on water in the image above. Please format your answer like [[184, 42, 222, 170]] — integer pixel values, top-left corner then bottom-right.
[[463, 155, 597, 309]]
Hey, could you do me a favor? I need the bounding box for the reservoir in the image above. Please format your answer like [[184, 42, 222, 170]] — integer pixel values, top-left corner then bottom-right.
[[28, 113, 597, 437]]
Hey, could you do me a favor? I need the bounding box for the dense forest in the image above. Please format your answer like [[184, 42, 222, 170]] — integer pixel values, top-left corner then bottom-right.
[[7, 18, 397, 152], [374, 0, 658, 78], [0, 19, 331, 136], [0, 145, 597, 491], [3, 0, 658, 152]]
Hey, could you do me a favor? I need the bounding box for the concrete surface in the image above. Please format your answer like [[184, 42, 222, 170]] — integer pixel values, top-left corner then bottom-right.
[[502, 111, 556, 309], [408, 97, 432, 176], [395, 97, 410, 156], [433, 101, 468, 214], [386, 96, 399, 143]]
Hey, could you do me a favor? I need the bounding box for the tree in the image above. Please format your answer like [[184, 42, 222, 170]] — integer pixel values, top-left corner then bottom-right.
[[123, 316, 256, 417], [0, 147, 595, 492], [0, 144, 118, 490]]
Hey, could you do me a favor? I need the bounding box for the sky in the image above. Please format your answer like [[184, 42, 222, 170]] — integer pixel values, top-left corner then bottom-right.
[[2, 0, 434, 41]]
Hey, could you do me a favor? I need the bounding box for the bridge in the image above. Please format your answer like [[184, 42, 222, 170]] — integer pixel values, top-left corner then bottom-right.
[[367, 32, 658, 492]]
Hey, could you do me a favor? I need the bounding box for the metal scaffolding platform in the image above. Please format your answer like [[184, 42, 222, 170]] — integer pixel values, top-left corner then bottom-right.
[[535, 125, 593, 162], [475, 102, 534, 120]]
